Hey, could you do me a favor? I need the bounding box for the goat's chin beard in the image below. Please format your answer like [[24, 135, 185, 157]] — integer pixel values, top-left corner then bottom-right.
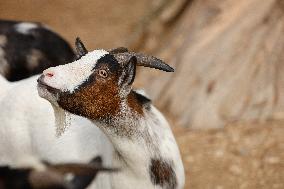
[[37, 86, 72, 137], [37, 85, 60, 106], [50, 103, 73, 137], [37, 85, 72, 136]]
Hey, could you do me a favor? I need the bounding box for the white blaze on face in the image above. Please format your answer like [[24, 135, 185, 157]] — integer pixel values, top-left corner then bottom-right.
[[43, 50, 109, 93]]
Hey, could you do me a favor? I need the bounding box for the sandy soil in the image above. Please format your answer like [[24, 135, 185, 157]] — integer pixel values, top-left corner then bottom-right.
[[173, 121, 283, 189], [0, 1, 283, 189]]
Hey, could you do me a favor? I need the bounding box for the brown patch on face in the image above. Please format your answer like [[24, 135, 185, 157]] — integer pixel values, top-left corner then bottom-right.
[[58, 82, 146, 121], [150, 159, 177, 189], [58, 72, 122, 121], [56, 53, 149, 136], [57, 59, 146, 121]]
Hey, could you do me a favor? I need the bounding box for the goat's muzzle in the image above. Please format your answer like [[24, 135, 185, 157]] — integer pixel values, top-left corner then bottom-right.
[[37, 74, 60, 94]]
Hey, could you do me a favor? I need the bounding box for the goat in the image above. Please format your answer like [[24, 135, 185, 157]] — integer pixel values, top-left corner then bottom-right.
[[37, 38, 185, 189], [0, 156, 115, 189], [0, 19, 75, 81], [0, 38, 184, 189]]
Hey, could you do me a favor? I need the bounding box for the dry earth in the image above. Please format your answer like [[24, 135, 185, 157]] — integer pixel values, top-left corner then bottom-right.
[[172, 120, 283, 189], [0, 1, 283, 188]]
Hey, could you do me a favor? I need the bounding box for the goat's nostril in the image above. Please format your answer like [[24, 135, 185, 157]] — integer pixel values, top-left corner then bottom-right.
[[47, 73, 54, 77], [44, 71, 54, 78]]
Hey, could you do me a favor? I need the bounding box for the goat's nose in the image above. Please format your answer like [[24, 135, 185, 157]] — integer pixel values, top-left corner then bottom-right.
[[43, 69, 54, 78]]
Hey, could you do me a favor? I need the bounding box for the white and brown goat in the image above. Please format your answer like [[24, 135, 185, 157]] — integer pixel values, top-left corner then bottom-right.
[[37, 38, 185, 189]]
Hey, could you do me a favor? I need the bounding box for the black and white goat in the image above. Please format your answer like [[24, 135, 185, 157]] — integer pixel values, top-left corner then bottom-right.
[[0, 156, 115, 189], [0, 20, 75, 81], [37, 38, 185, 189]]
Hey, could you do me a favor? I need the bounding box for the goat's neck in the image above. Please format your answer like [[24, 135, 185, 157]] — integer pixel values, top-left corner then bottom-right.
[[92, 96, 180, 188], [94, 99, 155, 165]]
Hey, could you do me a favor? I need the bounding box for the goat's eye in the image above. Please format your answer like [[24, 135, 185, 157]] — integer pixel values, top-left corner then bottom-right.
[[98, 69, 108, 78]]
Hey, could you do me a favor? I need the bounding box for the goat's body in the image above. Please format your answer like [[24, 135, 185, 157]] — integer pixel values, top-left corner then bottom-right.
[[93, 105, 184, 189], [0, 76, 184, 188], [0, 75, 113, 189]]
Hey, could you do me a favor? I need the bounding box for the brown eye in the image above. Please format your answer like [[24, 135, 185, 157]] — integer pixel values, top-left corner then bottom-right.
[[98, 69, 108, 78]]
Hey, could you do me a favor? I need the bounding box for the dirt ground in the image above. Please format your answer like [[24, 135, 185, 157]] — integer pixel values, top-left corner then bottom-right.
[[172, 121, 283, 189], [0, 1, 283, 189]]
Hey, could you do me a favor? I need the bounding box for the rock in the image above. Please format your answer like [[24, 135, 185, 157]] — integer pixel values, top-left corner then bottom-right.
[[134, 0, 284, 128]]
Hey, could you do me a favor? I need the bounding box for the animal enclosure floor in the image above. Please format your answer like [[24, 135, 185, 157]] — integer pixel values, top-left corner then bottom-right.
[[173, 121, 283, 189]]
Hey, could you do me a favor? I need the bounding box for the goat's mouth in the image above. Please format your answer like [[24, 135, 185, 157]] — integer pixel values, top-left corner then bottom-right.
[[37, 76, 60, 94]]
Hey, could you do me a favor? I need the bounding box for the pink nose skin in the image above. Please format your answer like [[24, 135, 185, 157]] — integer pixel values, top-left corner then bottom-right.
[[43, 70, 54, 78]]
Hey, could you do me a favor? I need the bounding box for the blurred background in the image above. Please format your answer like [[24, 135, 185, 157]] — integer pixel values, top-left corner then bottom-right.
[[0, 0, 283, 188]]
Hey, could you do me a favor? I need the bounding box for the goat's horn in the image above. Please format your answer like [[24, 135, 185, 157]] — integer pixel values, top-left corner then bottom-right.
[[75, 37, 88, 57], [114, 52, 174, 72], [109, 47, 129, 54], [48, 163, 118, 175], [135, 53, 174, 72]]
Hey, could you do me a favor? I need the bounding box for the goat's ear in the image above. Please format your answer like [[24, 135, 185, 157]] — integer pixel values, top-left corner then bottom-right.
[[119, 56, 137, 88], [75, 37, 88, 58]]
